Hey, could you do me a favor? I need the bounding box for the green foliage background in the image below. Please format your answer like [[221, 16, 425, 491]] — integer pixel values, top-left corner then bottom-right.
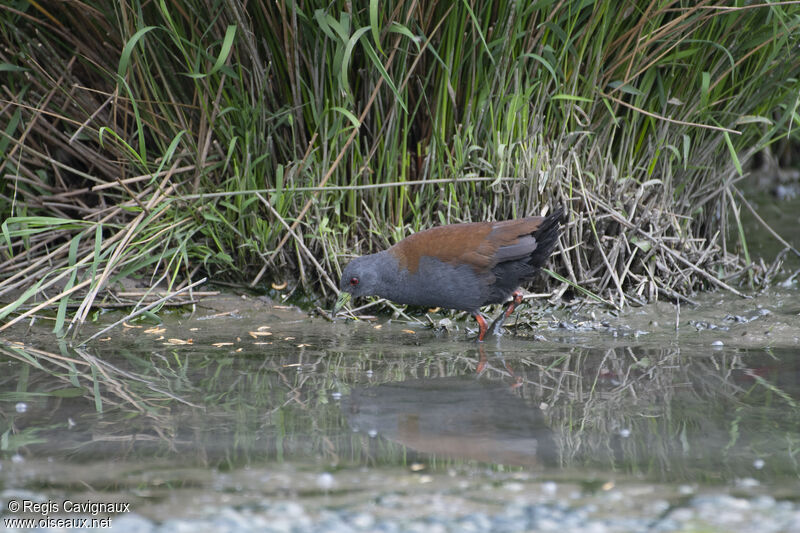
[[1, 0, 799, 335]]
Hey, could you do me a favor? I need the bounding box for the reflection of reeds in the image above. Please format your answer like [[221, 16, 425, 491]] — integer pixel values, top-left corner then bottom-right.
[[2, 341, 199, 412], [509, 346, 800, 482], [2, 335, 798, 482], [0, 340, 189, 454]]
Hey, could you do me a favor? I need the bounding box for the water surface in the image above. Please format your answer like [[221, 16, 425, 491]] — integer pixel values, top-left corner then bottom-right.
[[1, 286, 799, 530]]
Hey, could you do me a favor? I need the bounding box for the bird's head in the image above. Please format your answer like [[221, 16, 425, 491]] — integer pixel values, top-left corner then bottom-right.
[[332, 255, 384, 317]]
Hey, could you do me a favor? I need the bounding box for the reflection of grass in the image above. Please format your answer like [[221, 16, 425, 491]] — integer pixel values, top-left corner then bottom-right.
[[1, 419, 51, 452], [2, 336, 799, 485], [511, 346, 800, 483], [0, 340, 184, 458]]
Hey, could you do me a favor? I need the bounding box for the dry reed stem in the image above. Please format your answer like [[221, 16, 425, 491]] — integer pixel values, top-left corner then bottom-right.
[[601, 92, 741, 135], [71, 165, 179, 329], [574, 154, 627, 307], [570, 182, 747, 297], [250, 131, 319, 285], [256, 192, 338, 294]]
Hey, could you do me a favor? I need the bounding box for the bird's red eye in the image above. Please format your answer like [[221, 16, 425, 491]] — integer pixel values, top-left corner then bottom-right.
[[350, 277, 359, 286]]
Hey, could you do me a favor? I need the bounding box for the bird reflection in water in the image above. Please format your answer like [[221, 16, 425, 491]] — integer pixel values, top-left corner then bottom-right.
[[342, 369, 557, 468], [475, 343, 522, 384]]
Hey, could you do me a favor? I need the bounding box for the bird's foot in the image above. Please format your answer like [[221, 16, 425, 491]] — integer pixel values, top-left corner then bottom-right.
[[488, 290, 524, 337], [489, 315, 506, 337]]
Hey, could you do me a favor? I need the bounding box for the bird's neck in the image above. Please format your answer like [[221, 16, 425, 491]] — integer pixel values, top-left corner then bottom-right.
[[371, 251, 410, 301]]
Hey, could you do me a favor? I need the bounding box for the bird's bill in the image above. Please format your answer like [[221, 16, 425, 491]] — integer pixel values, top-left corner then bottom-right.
[[331, 291, 351, 317]]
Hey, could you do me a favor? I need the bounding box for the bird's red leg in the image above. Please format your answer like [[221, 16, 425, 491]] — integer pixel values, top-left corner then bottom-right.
[[505, 290, 524, 319], [489, 290, 524, 336], [473, 312, 489, 342], [473, 313, 490, 373]]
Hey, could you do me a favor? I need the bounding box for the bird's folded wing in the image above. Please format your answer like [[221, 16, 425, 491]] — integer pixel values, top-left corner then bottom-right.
[[487, 218, 545, 263], [389, 218, 545, 274]]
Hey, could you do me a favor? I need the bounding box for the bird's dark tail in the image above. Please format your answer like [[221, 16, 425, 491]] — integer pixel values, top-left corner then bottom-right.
[[529, 207, 563, 268]]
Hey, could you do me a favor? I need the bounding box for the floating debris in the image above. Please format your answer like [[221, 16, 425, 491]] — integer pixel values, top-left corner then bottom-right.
[[165, 338, 193, 345]]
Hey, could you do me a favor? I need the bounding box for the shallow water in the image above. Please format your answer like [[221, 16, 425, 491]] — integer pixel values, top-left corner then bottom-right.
[[1, 284, 800, 531]]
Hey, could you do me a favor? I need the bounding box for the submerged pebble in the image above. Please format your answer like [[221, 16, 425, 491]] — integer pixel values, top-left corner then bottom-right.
[[316, 472, 335, 490], [689, 320, 729, 332]]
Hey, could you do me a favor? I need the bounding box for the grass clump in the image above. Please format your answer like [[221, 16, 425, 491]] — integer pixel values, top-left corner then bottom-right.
[[1, 1, 799, 338]]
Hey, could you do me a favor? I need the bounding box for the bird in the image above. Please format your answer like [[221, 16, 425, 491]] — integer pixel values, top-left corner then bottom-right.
[[332, 208, 563, 341]]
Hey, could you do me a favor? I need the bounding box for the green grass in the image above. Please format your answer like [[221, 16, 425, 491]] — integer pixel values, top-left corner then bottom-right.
[[1, 1, 799, 338]]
